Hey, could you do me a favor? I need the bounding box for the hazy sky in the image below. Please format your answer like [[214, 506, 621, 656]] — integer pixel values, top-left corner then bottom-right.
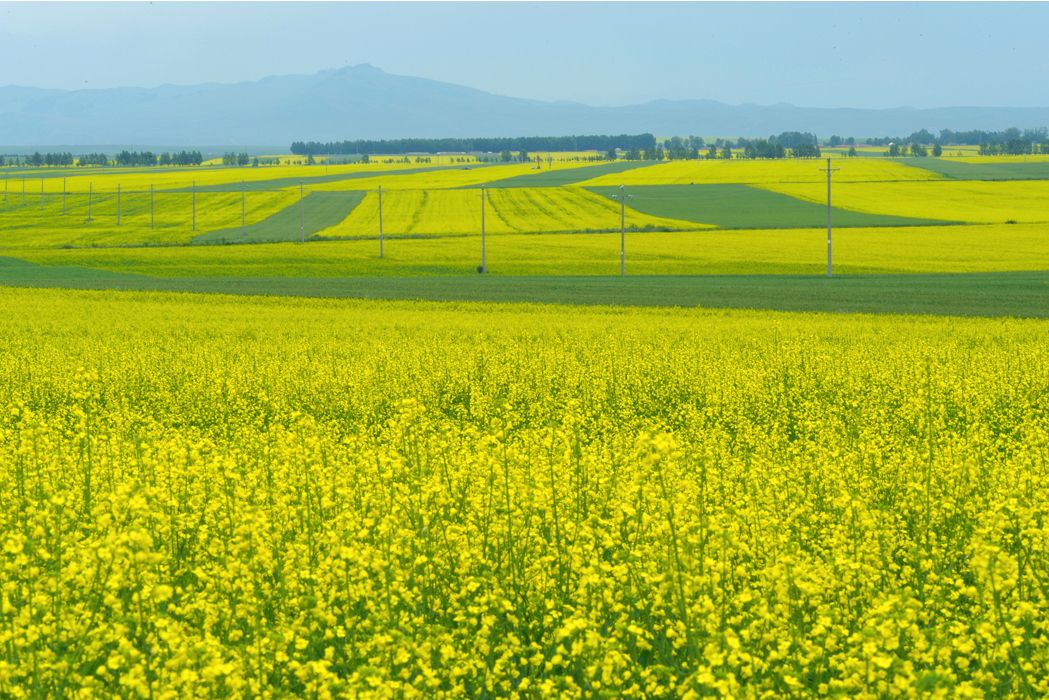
[[2, 2, 1047, 108]]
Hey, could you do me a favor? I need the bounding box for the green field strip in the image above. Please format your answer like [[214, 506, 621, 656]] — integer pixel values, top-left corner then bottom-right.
[[169, 164, 493, 193], [586, 184, 954, 228], [1, 257, 1047, 318], [480, 161, 655, 188], [902, 158, 1049, 180], [193, 191, 365, 244], [0, 164, 263, 181]]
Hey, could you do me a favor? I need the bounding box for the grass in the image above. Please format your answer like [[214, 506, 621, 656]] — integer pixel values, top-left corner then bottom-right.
[[482, 161, 655, 188], [193, 191, 365, 244], [312, 187, 695, 237], [9, 222, 1047, 277], [0, 189, 298, 248], [905, 158, 1049, 180], [171, 164, 487, 193], [578, 158, 941, 186], [586, 184, 953, 228], [1, 257, 1047, 317], [307, 162, 599, 192], [0, 161, 434, 194], [761, 179, 1049, 223]]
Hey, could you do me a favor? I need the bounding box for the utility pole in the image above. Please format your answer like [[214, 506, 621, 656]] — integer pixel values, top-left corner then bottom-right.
[[479, 184, 487, 273], [21, 177, 25, 207], [87, 182, 93, 221], [820, 158, 840, 277], [117, 184, 121, 226], [611, 184, 632, 276], [192, 181, 196, 231], [378, 185, 384, 258], [62, 177, 66, 214], [299, 182, 305, 244], [241, 182, 245, 236], [150, 184, 155, 229], [40, 178, 44, 209], [3, 174, 7, 204]]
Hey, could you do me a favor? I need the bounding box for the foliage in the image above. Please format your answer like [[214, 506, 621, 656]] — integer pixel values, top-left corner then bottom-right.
[[291, 134, 657, 157], [0, 289, 1046, 697]]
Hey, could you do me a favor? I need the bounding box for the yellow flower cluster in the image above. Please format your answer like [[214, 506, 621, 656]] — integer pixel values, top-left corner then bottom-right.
[[0, 288, 1046, 697]]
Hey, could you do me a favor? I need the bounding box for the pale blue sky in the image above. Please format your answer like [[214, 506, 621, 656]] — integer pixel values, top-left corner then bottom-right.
[[1, 2, 1047, 108]]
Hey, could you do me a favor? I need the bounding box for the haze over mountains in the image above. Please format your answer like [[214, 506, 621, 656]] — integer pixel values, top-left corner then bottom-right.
[[2, 64, 1049, 148]]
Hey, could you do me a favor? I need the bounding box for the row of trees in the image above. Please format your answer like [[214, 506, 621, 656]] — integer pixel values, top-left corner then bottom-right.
[[655, 132, 821, 160], [290, 134, 658, 156], [221, 152, 252, 166], [3, 151, 206, 167], [865, 128, 1049, 155]]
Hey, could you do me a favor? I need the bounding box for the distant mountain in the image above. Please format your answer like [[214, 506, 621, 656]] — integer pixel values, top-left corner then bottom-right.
[[2, 64, 1049, 147]]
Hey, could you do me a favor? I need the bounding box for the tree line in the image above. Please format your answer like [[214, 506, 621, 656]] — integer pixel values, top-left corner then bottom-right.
[[3, 151, 206, 167], [846, 128, 1049, 155], [290, 134, 658, 156], [657, 132, 821, 160]]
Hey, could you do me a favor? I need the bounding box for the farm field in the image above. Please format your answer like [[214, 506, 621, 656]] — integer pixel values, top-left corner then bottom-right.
[[762, 180, 1049, 224], [0, 189, 299, 248], [585, 184, 952, 228], [905, 158, 1049, 180], [0, 287, 1045, 697], [483, 161, 655, 188], [6, 221, 1049, 278], [2, 154, 1049, 312], [315, 187, 695, 238], [0, 159, 435, 192], [194, 191, 366, 244], [578, 158, 940, 186]]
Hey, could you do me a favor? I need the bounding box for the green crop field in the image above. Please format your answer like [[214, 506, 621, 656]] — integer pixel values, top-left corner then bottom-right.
[[482, 160, 654, 188], [193, 191, 366, 244], [905, 157, 1049, 180], [586, 183, 954, 228]]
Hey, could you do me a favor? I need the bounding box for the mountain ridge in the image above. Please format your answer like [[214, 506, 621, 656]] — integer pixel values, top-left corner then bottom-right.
[[2, 64, 1048, 147]]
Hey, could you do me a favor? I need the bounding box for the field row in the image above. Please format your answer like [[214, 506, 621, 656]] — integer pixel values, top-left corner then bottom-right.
[[5, 178, 1049, 250], [5, 222, 1047, 277], [0, 288, 1044, 696]]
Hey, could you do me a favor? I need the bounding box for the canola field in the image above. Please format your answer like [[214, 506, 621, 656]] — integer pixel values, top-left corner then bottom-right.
[[2, 152, 1049, 312], [0, 287, 1045, 697], [316, 187, 695, 238], [10, 222, 1049, 278], [762, 180, 1049, 224]]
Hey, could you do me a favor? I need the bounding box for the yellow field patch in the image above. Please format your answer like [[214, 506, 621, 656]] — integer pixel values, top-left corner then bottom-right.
[[308, 162, 596, 192], [579, 158, 941, 186], [939, 153, 1049, 163], [9, 222, 1047, 277], [761, 179, 1049, 223], [0, 161, 445, 194], [316, 186, 697, 237]]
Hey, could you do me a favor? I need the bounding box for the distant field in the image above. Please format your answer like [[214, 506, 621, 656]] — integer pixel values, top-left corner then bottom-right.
[[942, 153, 1049, 163], [585, 183, 953, 228], [194, 191, 366, 244], [907, 158, 1049, 180], [0, 189, 298, 248], [0, 161, 433, 193], [763, 179, 1049, 223], [483, 161, 654, 188], [2, 258, 1047, 317], [8, 222, 1048, 278], [314, 187, 696, 238], [307, 162, 595, 192], [175, 164, 484, 192], [579, 158, 940, 185]]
